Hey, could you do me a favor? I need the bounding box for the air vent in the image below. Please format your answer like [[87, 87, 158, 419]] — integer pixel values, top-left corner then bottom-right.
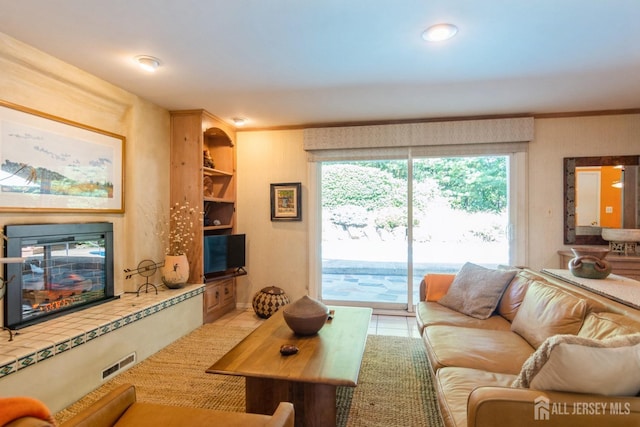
[[101, 352, 136, 381]]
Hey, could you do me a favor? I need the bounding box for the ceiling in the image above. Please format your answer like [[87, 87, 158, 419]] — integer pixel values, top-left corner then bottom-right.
[[1, 0, 640, 129]]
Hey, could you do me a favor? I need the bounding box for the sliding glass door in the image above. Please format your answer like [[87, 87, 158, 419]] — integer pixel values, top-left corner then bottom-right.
[[320, 160, 409, 309], [320, 155, 510, 310], [410, 156, 510, 305]]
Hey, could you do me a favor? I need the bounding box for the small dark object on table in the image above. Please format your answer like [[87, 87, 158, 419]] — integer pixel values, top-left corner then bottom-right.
[[280, 344, 299, 356]]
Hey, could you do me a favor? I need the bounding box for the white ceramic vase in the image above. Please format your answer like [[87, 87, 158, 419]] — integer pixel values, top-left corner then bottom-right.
[[162, 254, 189, 288]]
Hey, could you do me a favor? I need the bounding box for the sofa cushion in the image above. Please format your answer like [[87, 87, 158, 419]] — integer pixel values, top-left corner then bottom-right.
[[416, 301, 511, 334], [437, 263, 517, 320], [512, 333, 640, 396], [510, 281, 587, 348], [423, 325, 534, 374], [578, 312, 640, 339], [434, 367, 517, 427], [497, 270, 537, 322]]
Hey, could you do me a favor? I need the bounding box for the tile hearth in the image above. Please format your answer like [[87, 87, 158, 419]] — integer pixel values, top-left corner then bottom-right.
[[0, 284, 204, 379]]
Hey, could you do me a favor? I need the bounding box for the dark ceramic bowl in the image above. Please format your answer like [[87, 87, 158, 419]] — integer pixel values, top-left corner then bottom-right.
[[282, 295, 329, 336]]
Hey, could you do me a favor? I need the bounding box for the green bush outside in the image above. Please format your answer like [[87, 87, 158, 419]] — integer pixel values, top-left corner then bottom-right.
[[322, 158, 507, 237]]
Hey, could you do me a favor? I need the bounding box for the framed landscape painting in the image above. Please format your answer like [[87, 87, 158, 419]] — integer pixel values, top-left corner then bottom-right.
[[270, 182, 301, 221], [0, 101, 125, 213]]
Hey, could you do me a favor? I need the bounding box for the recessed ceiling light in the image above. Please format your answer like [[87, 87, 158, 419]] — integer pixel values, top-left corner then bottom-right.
[[232, 118, 246, 127], [422, 23, 458, 42], [135, 55, 161, 72]]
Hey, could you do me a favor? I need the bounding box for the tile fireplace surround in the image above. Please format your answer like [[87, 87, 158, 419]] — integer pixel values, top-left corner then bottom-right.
[[0, 284, 204, 379]]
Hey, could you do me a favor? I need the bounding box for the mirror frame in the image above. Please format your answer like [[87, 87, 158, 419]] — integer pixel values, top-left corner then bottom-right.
[[564, 155, 640, 245]]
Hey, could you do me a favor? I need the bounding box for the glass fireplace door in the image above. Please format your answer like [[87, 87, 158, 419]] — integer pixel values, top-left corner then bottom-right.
[[4, 222, 114, 329], [20, 237, 107, 324]]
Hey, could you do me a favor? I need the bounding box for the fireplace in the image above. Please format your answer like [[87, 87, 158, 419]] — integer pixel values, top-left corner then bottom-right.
[[3, 222, 116, 329]]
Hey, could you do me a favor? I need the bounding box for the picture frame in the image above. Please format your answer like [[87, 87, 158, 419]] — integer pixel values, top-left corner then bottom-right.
[[270, 182, 302, 221], [0, 100, 125, 213]]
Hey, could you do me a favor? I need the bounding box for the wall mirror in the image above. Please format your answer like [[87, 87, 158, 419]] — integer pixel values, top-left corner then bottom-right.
[[564, 155, 639, 245]]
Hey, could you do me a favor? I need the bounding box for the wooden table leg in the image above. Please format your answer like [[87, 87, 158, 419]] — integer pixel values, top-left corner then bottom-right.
[[246, 377, 338, 427], [246, 377, 290, 415], [300, 382, 336, 427]]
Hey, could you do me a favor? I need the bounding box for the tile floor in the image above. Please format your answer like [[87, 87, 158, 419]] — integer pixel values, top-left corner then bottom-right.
[[213, 307, 422, 338]]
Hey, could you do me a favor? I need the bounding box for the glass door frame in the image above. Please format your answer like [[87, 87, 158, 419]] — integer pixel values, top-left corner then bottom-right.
[[307, 151, 528, 313]]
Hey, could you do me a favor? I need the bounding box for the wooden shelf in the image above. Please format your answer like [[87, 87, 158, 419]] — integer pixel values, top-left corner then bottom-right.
[[170, 110, 239, 324], [203, 167, 233, 177], [204, 197, 235, 204], [204, 224, 233, 232]]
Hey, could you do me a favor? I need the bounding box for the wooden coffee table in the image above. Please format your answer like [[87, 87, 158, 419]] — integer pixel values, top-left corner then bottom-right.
[[207, 306, 372, 427]]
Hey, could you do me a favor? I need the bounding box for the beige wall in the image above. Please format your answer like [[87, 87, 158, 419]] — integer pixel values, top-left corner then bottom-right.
[[235, 130, 309, 304], [529, 114, 640, 269], [236, 114, 640, 306], [0, 33, 170, 318]]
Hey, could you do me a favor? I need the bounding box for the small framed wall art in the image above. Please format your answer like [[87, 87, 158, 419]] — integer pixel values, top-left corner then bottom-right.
[[270, 182, 301, 221]]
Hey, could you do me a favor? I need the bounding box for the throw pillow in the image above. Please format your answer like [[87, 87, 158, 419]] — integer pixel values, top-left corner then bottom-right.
[[437, 262, 517, 319], [512, 333, 640, 396], [0, 396, 55, 426], [424, 274, 455, 302]]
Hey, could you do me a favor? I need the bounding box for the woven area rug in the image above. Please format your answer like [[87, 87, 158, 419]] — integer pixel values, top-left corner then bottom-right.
[[55, 323, 444, 427]]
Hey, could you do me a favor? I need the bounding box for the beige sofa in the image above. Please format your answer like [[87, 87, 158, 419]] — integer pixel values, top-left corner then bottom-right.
[[417, 267, 640, 427]]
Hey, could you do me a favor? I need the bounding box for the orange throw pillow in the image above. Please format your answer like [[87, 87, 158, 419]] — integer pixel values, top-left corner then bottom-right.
[[424, 274, 456, 301], [0, 396, 54, 426]]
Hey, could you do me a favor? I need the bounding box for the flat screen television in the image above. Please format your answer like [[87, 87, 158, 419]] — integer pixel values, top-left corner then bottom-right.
[[203, 234, 246, 279]]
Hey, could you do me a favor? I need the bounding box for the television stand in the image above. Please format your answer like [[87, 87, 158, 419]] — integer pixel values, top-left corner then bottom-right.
[[203, 276, 237, 323]]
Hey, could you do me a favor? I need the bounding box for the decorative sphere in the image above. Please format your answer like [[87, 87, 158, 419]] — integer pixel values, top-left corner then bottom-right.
[[282, 295, 329, 336], [252, 286, 290, 319]]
